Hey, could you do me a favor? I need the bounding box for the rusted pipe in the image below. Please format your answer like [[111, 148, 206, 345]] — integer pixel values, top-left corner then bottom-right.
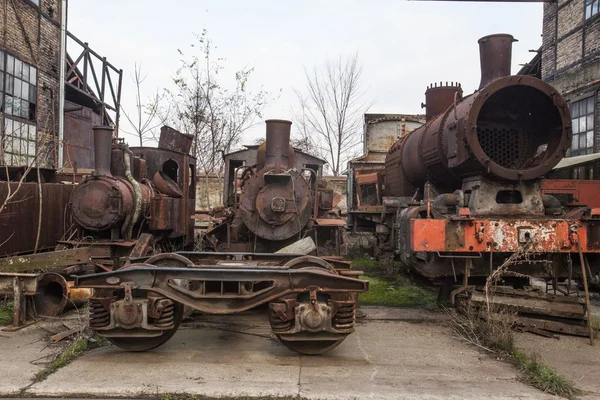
[[123, 149, 142, 241], [92, 126, 114, 176]]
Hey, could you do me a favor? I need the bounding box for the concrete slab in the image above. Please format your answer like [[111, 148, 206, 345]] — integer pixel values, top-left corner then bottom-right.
[[0, 324, 61, 394], [24, 313, 551, 400]]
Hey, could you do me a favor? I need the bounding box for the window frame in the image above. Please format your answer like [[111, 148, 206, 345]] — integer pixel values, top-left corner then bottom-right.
[[569, 95, 596, 157], [585, 0, 600, 20]]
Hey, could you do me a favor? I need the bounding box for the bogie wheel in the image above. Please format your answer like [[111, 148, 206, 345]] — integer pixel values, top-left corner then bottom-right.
[[107, 302, 184, 352], [276, 335, 346, 355]]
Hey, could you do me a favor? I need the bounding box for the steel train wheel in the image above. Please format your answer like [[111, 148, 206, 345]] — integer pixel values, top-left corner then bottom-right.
[[106, 302, 184, 352], [272, 256, 349, 355], [276, 336, 345, 355]]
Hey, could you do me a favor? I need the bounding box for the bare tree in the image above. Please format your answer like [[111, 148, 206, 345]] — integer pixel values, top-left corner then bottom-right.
[[121, 63, 168, 147], [294, 53, 370, 176], [163, 30, 268, 207]]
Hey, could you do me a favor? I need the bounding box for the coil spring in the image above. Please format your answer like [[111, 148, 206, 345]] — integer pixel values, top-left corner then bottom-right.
[[333, 304, 355, 330], [268, 306, 293, 333], [151, 301, 175, 329], [89, 298, 111, 329]]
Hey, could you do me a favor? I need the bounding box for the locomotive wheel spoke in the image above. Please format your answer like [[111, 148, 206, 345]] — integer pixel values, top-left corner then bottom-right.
[[106, 302, 184, 352], [276, 335, 346, 355]]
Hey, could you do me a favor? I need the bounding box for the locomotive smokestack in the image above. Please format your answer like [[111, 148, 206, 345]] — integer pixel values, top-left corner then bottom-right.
[[478, 34, 517, 90], [93, 126, 113, 176], [264, 119, 292, 168]]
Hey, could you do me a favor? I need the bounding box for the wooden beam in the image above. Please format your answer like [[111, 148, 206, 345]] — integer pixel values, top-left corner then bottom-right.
[[0, 248, 91, 273]]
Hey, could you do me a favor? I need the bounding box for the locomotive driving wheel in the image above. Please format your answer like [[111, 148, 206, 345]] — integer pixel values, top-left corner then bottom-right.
[[103, 253, 193, 352], [270, 256, 352, 355]]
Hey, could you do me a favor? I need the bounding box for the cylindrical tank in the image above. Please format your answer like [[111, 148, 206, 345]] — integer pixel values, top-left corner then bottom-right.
[[423, 82, 463, 122], [385, 34, 572, 197]]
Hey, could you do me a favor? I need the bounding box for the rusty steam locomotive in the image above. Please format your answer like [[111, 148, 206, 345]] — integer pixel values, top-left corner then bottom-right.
[[203, 119, 345, 254], [63, 125, 196, 264], [376, 34, 600, 298], [73, 120, 367, 355]]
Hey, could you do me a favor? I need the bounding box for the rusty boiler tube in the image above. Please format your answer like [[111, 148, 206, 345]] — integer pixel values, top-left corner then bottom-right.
[[264, 119, 293, 169], [93, 126, 114, 176], [385, 33, 572, 197]]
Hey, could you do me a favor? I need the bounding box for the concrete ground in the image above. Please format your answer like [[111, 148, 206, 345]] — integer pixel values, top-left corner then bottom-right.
[[0, 307, 561, 400]]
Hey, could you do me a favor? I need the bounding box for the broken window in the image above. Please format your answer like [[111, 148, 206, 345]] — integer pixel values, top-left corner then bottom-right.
[[162, 159, 179, 183], [1, 52, 37, 122]]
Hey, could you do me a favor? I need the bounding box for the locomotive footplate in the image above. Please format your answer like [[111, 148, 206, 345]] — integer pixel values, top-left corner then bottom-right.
[[76, 254, 368, 355]]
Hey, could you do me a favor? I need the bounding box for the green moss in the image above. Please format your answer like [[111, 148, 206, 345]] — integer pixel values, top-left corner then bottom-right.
[[359, 276, 437, 308], [513, 350, 582, 400], [0, 300, 14, 326]]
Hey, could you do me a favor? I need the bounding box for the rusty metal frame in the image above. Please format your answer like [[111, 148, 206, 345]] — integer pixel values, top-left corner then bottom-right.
[[75, 264, 368, 315], [66, 31, 123, 131]]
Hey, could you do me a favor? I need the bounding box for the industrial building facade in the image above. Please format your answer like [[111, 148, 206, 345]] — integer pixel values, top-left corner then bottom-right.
[[542, 0, 600, 176], [0, 0, 62, 167]]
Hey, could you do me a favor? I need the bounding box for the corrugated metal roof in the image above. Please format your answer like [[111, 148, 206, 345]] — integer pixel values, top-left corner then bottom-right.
[[553, 153, 600, 170]]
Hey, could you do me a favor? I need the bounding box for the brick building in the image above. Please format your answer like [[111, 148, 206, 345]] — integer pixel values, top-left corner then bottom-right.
[[0, 0, 62, 167], [541, 0, 600, 177], [0, 0, 121, 171]]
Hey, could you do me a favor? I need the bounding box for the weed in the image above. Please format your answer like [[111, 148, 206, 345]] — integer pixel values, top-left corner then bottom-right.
[[359, 276, 437, 308], [513, 350, 582, 400], [348, 255, 380, 272], [33, 334, 106, 383], [451, 301, 582, 399], [0, 300, 13, 325]]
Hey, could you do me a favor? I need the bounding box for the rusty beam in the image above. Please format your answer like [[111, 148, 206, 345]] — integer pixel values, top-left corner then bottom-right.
[[0, 248, 91, 273], [0, 272, 39, 295]]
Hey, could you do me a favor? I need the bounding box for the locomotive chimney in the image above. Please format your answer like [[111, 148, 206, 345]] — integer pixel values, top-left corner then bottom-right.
[[264, 119, 292, 169], [478, 33, 517, 90], [93, 126, 113, 176]]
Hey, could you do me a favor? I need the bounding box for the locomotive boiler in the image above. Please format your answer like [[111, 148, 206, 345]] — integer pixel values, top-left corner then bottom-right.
[[204, 119, 345, 255], [379, 34, 600, 296], [66, 125, 196, 263]]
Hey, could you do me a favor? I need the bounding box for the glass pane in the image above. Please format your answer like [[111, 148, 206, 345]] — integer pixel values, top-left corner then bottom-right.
[[21, 82, 28, 101], [14, 59, 22, 79], [28, 140, 36, 156], [572, 102, 580, 118], [28, 124, 36, 141], [29, 67, 36, 83], [587, 131, 594, 148], [572, 118, 580, 134], [580, 134, 587, 149], [6, 75, 13, 95], [587, 4, 592, 19], [6, 55, 13, 75], [0, 71, 3, 92], [0, 93, 3, 111], [594, 1, 599, 15], [13, 79, 21, 99], [5, 117, 12, 135], [572, 134, 579, 150], [5, 95, 13, 115], [0, 52, 4, 72], [580, 116, 587, 132], [587, 97, 595, 114], [12, 97, 21, 117], [22, 65, 29, 82], [587, 114, 594, 131], [29, 85, 36, 104], [20, 100, 28, 119]]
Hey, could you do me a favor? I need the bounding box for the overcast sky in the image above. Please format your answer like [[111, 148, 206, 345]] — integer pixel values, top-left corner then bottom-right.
[[66, 0, 543, 145]]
